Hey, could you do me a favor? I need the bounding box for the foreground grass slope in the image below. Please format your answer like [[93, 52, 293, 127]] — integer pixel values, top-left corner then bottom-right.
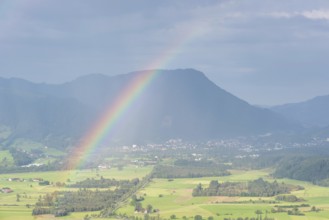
[[118, 170, 329, 220], [0, 166, 152, 220], [1, 167, 329, 219]]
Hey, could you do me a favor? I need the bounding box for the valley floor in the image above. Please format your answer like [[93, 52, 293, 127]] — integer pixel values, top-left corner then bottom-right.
[[0, 167, 329, 220], [118, 169, 329, 220]]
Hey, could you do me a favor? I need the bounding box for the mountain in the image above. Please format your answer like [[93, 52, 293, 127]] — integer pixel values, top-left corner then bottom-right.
[[0, 69, 298, 147], [0, 78, 92, 148], [106, 69, 299, 142], [271, 95, 329, 127]]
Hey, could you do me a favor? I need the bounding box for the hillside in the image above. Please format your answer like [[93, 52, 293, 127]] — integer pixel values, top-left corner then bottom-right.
[[0, 69, 298, 147], [272, 95, 329, 127]]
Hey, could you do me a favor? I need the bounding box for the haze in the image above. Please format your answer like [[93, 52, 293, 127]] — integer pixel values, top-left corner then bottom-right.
[[1, 0, 329, 105]]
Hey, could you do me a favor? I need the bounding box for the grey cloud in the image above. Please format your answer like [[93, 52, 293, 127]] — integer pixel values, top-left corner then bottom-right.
[[1, 0, 329, 104]]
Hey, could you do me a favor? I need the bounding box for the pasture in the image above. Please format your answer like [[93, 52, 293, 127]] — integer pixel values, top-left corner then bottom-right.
[[118, 170, 329, 220], [1, 167, 329, 219], [0, 165, 152, 220]]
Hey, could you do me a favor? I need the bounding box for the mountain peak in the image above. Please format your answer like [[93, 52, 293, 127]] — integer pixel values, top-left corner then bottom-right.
[[272, 94, 329, 127], [0, 69, 299, 145]]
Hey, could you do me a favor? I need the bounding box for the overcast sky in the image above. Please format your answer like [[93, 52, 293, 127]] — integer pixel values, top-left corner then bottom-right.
[[1, 0, 329, 105]]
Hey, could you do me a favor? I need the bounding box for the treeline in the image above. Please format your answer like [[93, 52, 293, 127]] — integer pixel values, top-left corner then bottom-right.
[[32, 189, 126, 215], [221, 217, 274, 220], [232, 155, 283, 170], [192, 178, 302, 197], [275, 194, 304, 202], [273, 156, 329, 186], [0, 160, 62, 174], [58, 188, 130, 212], [152, 160, 230, 178], [32, 178, 141, 216], [174, 159, 229, 168], [67, 177, 139, 188]]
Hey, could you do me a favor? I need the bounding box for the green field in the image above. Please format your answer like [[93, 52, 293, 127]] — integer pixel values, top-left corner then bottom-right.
[[117, 170, 329, 220], [1, 167, 329, 220], [0, 166, 152, 220]]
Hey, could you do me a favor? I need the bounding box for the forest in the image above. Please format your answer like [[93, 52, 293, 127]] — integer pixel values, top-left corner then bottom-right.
[[192, 178, 303, 197], [67, 177, 140, 188], [32, 177, 142, 217], [152, 160, 230, 178], [273, 157, 329, 186]]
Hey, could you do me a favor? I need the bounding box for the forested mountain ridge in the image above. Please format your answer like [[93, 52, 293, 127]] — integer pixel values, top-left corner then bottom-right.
[[272, 95, 329, 127], [0, 69, 299, 147], [273, 156, 329, 186]]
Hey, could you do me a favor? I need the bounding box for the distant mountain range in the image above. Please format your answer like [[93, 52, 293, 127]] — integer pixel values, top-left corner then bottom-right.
[[271, 95, 329, 128], [0, 69, 301, 147]]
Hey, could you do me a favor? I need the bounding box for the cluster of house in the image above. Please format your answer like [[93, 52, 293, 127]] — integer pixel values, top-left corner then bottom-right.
[[1, 187, 13, 193], [7, 177, 43, 182], [130, 159, 158, 167], [134, 208, 160, 214], [97, 164, 111, 169], [1, 177, 46, 193]]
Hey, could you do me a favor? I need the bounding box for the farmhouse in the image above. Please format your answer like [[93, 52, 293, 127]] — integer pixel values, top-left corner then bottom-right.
[[32, 178, 43, 182], [1, 187, 13, 193], [7, 177, 22, 182]]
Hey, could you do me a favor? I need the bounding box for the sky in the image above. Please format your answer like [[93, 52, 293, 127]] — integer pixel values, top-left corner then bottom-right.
[[1, 0, 329, 106]]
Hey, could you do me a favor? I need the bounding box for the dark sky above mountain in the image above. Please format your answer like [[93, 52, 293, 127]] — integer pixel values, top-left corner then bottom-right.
[[1, 0, 329, 105]]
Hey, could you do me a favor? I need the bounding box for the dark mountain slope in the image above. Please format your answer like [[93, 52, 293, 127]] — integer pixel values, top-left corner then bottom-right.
[[272, 95, 329, 127], [0, 69, 299, 146], [0, 78, 92, 148], [102, 69, 298, 142]]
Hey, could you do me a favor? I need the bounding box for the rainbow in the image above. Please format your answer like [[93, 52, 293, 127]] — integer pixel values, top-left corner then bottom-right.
[[66, 25, 204, 170], [0, 0, 207, 171], [1, 0, 207, 171], [65, 69, 157, 169], [66, 27, 204, 170], [66, 47, 188, 170]]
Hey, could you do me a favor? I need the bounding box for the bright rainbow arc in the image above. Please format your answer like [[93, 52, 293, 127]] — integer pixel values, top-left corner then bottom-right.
[[66, 69, 157, 169], [0, 0, 207, 172], [66, 26, 205, 170]]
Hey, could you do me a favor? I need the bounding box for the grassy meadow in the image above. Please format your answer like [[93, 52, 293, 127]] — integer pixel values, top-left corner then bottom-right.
[[117, 170, 329, 220], [0, 167, 329, 220], [0, 165, 152, 220]]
